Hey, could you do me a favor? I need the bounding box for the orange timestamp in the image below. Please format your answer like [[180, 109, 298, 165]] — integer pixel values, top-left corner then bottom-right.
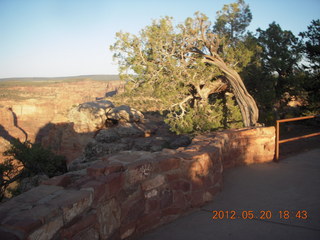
[[212, 210, 308, 220]]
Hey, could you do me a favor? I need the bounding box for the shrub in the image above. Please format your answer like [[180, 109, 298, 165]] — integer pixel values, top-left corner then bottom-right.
[[0, 139, 67, 201], [165, 93, 243, 134]]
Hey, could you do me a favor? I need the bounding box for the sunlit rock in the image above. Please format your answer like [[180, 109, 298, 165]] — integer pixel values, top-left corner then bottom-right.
[[68, 100, 114, 133]]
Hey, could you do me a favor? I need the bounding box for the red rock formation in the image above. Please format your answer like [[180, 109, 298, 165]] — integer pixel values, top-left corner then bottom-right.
[[0, 80, 124, 163]]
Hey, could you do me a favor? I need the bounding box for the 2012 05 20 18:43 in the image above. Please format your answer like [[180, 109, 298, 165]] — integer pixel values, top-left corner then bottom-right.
[[211, 210, 308, 220]]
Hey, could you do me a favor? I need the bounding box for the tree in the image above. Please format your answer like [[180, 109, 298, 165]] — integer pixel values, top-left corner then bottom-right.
[[300, 19, 320, 72], [213, 0, 252, 40], [257, 22, 303, 97], [189, 16, 259, 127], [111, 6, 258, 132], [299, 19, 320, 114]]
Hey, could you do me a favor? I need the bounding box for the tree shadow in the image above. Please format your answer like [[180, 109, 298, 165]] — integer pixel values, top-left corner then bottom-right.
[[35, 122, 95, 165], [0, 124, 15, 144], [1, 109, 98, 166], [34, 123, 55, 145], [8, 107, 28, 142]]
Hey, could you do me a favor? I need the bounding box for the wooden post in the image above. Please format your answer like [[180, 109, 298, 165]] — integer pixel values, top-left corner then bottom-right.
[[275, 120, 280, 162]]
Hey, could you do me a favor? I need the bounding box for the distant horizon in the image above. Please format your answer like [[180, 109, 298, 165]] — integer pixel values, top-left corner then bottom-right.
[[0, 74, 120, 81], [0, 72, 120, 79]]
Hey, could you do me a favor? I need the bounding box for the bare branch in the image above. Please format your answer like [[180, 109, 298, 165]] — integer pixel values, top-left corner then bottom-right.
[[170, 95, 193, 118]]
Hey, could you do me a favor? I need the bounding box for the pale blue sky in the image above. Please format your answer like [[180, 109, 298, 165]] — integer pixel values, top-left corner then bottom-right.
[[0, 0, 319, 78]]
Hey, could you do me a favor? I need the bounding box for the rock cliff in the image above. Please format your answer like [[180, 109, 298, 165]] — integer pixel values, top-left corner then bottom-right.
[[0, 80, 124, 163]]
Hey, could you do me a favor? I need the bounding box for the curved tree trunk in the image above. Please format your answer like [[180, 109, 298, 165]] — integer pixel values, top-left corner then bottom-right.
[[195, 50, 259, 127], [219, 63, 259, 127]]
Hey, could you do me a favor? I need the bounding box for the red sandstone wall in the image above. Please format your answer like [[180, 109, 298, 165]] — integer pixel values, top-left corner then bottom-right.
[[0, 127, 275, 240]]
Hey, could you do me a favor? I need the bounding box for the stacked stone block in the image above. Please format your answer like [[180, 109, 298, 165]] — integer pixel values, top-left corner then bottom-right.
[[0, 127, 275, 240]]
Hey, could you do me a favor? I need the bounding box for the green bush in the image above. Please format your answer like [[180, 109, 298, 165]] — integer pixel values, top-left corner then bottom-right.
[[3, 139, 67, 177], [1, 139, 67, 201], [165, 93, 243, 134]]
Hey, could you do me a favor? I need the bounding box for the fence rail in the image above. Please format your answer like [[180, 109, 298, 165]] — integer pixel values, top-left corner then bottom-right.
[[275, 115, 320, 161]]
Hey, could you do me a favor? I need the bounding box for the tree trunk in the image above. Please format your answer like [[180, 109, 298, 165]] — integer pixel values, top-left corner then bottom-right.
[[219, 64, 259, 127], [199, 52, 259, 127]]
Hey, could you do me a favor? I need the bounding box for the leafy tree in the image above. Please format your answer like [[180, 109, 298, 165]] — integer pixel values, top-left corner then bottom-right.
[[257, 22, 303, 98], [213, 0, 252, 40], [1, 139, 67, 201], [300, 19, 320, 72], [299, 19, 320, 114], [111, 4, 259, 132], [254, 21, 320, 120]]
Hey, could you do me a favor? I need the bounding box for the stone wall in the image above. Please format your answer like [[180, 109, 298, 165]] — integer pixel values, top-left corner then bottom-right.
[[0, 127, 275, 240]]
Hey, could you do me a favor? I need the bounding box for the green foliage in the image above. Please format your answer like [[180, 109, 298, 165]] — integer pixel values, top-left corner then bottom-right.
[[213, 0, 252, 39], [243, 18, 320, 126], [299, 20, 320, 115], [224, 93, 244, 128], [212, 1, 255, 73], [3, 139, 67, 177], [110, 2, 319, 128], [165, 93, 243, 134], [165, 103, 224, 134], [0, 139, 67, 200], [300, 19, 320, 71], [0, 159, 16, 201], [112, 96, 165, 112], [111, 14, 225, 108], [110, 3, 259, 133], [242, 58, 277, 125], [256, 22, 303, 108], [257, 22, 302, 80]]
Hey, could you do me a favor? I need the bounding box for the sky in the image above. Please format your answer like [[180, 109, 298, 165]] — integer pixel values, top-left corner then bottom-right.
[[0, 0, 319, 78]]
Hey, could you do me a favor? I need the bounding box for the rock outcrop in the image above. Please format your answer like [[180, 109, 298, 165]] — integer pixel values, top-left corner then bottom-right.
[[62, 99, 191, 169], [106, 105, 144, 123], [67, 114, 192, 171], [67, 101, 145, 134], [68, 100, 115, 133], [83, 122, 191, 160]]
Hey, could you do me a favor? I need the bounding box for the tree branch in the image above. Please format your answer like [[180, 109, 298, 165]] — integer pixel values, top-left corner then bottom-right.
[[170, 95, 193, 118]]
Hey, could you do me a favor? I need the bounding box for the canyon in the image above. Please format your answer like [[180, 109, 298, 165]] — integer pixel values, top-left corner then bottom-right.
[[0, 78, 125, 163]]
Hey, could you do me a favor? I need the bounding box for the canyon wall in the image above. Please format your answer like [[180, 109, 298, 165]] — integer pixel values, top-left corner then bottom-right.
[[0, 126, 275, 240], [0, 80, 124, 162]]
